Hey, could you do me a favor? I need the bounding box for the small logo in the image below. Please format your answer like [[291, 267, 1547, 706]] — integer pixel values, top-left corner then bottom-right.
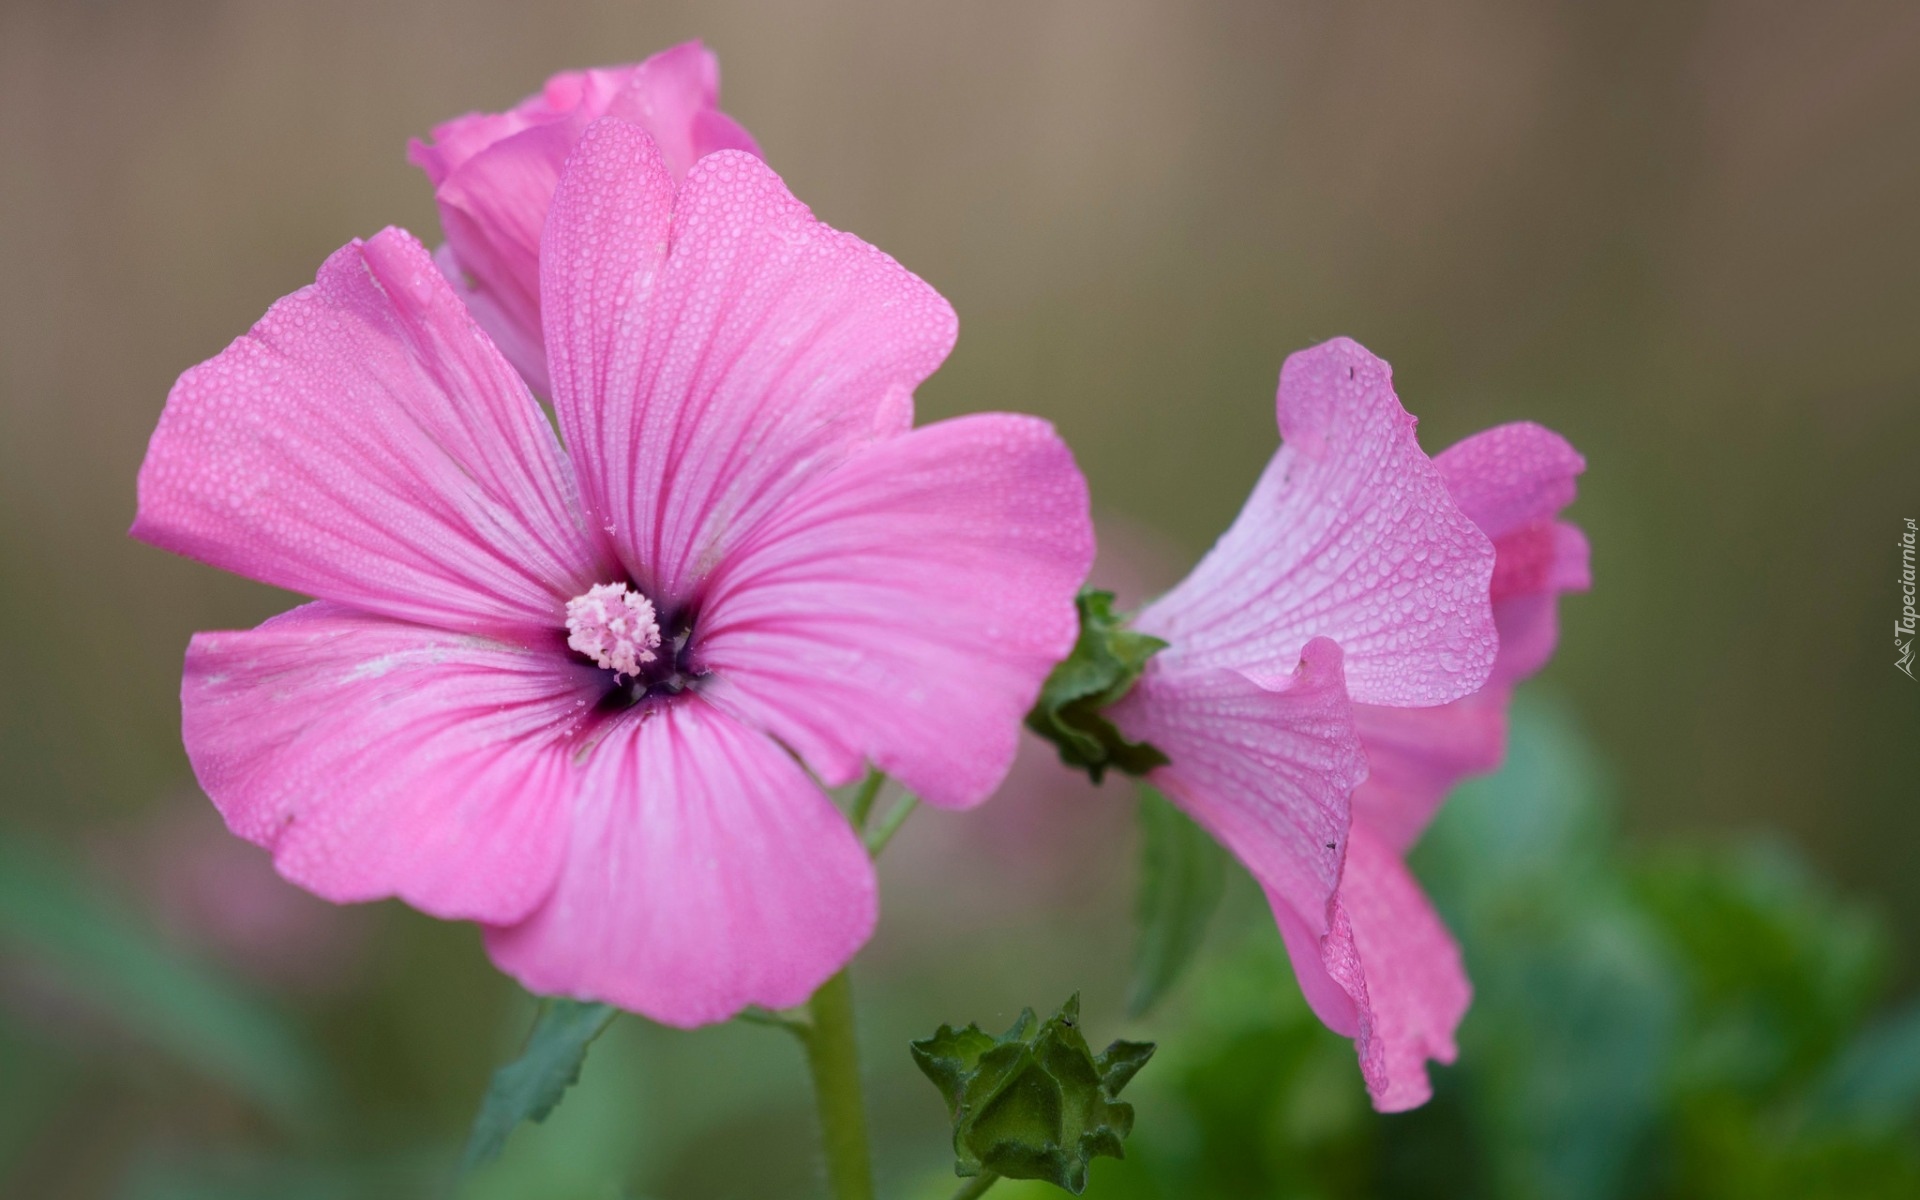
[[1899, 518, 1917, 680]]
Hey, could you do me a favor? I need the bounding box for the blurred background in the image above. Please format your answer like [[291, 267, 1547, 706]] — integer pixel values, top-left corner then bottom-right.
[[3, 1, 1918, 1196]]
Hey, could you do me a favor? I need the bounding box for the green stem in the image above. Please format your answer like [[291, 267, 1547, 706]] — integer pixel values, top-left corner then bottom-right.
[[802, 970, 873, 1200], [864, 796, 920, 857], [848, 767, 886, 830], [949, 1172, 1003, 1199]]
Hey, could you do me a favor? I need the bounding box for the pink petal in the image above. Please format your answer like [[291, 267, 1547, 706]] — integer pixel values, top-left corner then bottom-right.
[[1435, 421, 1589, 682], [1347, 539, 1582, 855], [1275, 822, 1471, 1112], [409, 74, 586, 189], [1350, 688, 1508, 854], [409, 44, 756, 189], [409, 43, 760, 391], [541, 117, 957, 605], [1487, 538, 1582, 687], [1135, 338, 1497, 707], [1433, 421, 1586, 542], [609, 41, 763, 181], [1109, 638, 1366, 945], [1347, 425, 1591, 849], [429, 242, 552, 400], [1343, 532, 1584, 853], [1482, 518, 1589, 687], [133, 228, 607, 635], [696, 413, 1093, 808], [429, 122, 575, 395], [184, 603, 596, 925], [484, 698, 877, 1026]]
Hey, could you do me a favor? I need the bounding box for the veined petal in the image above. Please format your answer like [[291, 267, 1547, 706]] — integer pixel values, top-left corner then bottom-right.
[[133, 229, 608, 634], [183, 603, 596, 925], [697, 414, 1093, 808], [484, 698, 877, 1026], [1345, 532, 1585, 851], [1350, 689, 1508, 855], [1136, 338, 1496, 707], [1350, 422, 1590, 849], [1109, 638, 1365, 942], [541, 117, 957, 606], [1274, 822, 1470, 1112], [1349, 530, 1583, 853]]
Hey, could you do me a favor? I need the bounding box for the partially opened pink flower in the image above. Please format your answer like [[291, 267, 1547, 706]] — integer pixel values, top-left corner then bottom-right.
[[409, 41, 759, 394], [133, 117, 1092, 1025], [1305, 422, 1587, 1107], [1106, 338, 1502, 1110]]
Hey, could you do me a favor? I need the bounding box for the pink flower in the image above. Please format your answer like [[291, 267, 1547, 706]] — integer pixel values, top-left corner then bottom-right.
[[1107, 337, 1504, 1110], [133, 117, 1093, 1025], [408, 42, 760, 395]]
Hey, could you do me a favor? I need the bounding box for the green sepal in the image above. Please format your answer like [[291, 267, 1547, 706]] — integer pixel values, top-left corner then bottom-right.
[[911, 994, 1156, 1194], [461, 998, 619, 1173], [1025, 589, 1171, 782], [1128, 787, 1229, 1016]]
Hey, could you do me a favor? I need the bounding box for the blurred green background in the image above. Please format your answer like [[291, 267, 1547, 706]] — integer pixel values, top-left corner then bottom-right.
[[2, 1, 1917, 1197]]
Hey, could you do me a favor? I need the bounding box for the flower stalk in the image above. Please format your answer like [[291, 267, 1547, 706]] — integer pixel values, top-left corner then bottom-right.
[[801, 969, 874, 1200], [791, 770, 922, 1200], [949, 1173, 1002, 1199]]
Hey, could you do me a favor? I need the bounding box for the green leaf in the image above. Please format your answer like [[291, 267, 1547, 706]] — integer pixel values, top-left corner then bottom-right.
[[462, 998, 619, 1173], [1127, 787, 1228, 1016], [0, 838, 327, 1125], [1025, 590, 1170, 782], [911, 994, 1154, 1194]]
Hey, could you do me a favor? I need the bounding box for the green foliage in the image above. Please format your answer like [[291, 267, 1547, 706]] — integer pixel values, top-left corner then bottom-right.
[[1416, 700, 1680, 1200], [462, 998, 619, 1173], [1127, 788, 1228, 1017], [0, 838, 328, 1126], [1808, 1001, 1920, 1133], [1635, 842, 1888, 1097], [1025, 590, 1170, 782], [116, 1151, 447, 1200], [911, 994, 1155, 1193], [1059, 696, 1920, 1199], [43, 695, 1920, 1199], [1628, 843, 1914, 1199]]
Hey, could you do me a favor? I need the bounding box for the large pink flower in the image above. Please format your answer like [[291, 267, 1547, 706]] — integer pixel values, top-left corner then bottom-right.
[[409, 42, 759, 395], [1108, 338, 1502, 1110], [133, 117, 1093, 1025]]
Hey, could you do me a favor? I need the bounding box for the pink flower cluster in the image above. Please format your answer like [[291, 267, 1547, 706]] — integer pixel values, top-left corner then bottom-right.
[[132, 41, 1586, 1107]]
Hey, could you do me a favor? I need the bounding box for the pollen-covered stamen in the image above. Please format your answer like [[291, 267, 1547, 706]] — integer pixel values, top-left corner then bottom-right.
[[565, 583, 663, 680]]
